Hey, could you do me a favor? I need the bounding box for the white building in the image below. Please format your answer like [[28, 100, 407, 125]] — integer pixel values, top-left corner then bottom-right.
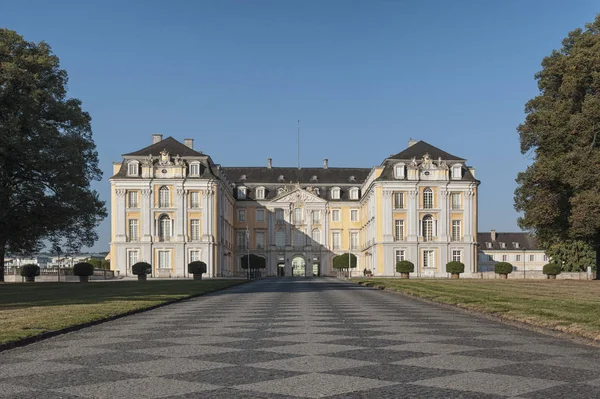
[[477, 230, 548, 272]]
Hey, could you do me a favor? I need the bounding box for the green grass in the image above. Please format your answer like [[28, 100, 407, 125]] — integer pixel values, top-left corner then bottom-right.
[[353, 278, 600, 341], [0, 279, 245, 345]]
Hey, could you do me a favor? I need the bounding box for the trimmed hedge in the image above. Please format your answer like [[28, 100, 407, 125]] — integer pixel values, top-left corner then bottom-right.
[[494, 262, 513, 275], [241, 254, 266, 269], [543, 263, 562, 276], [20, 264, 40, 278], [446, 261, 465, 274], [132, 262, 152, 276], [333, 253, 357, 269], [73, 262, 94, 277], [396, 261, 415, 273], [188, 261, 207, 275]]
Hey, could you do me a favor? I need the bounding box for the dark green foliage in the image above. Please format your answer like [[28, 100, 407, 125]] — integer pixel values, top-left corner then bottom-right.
[[20, 264, 40, 277], [543, 263, 562, 276], [396, 261, 415, 273], [514, 16, 600, 271], [543, 239, 594, 271], [188, 261, 207, 275], [0, 28, 107, 281], [332, 253, 357, 269], [446, 261, 465, 274], [494, 262, 514, 275], [241, 254, 266, 269], [73, 262, 94, 277], [131, 262, 151, 276]]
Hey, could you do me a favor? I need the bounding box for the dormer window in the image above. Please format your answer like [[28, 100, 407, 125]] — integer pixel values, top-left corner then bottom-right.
[[394, 163, 405, 179], [310, 175, 318, 183], [500, 242, 506, 249], [349, 187, 359, 200], [331, 187, 341, 200], [486, 242, 492, 249], [189, 162, 200, 176], [237, 187, 247, 200], [127, 161, 139, 176], [256, 187, 265, 200], [452, 164, 462, 179], [513, 242, 520, 249], [278, 175, 285, 182]]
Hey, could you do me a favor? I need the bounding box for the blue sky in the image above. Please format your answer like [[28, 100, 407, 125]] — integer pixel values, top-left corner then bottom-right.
[[2, 1, 598, 252]]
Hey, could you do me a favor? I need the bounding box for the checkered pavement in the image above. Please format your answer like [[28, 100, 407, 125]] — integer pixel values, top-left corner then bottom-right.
[[1, 278, 600, 398]]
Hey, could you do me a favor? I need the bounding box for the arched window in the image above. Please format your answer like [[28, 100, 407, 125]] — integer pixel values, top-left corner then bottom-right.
[[422, 215, 434, 241], [423, 188, 433, 209], [159, 186, 170, 207], [159, 214, 171, 242], [312, 228, 321, 244]]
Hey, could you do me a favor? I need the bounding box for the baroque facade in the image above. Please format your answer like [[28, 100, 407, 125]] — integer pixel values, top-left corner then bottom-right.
[[109, 135, 480, 277]]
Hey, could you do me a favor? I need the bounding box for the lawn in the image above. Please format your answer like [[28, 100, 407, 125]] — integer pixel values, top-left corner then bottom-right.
[[353, 278, 600, 342], [0, 279, 245, 346]]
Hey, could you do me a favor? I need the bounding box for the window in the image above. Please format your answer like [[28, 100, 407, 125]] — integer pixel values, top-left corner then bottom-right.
[[190, 250, 200, 263], [237, 231, 247, 249], [394, 220, 404, 241], [237, 187, 247, 199], [127, 250, 138, 269], [128, 191, 138, 208], [332, 232, 341, 250], [127, 161, 139, 176], [158, 250, 170, 269], [394, 193, 404, 209], [331, 188, 340, 200], [351, 209, 359, 222], [422, 215, 434, 241], [451, 193, 461, 210], [452, 165, 462, 179], [238, 209, 246, 222], [500, 242, 506, 248], [451, 220, 461, 241], [488, 255, 493, 261], [276, 209, 284, 223], [543, 255, 548, 262], [128, 219, 138, 241], [513, 242, 520, 249], [189, 192, 200, 208], [256, 187, 265, 200], [516, 254, 521, 262], [529, 254, 535, 262], [294, 207, 303, 224], [190, 219, 200, 241], [294, 230, 305, 247], [452, 250, 462, 262], [351, 232, 359, 250], [332, 209, 340, 222], [276, 230, 286, 247], [256, 232, 265, 249], [423, 250, 435, 268], [423, 188, 433, 209], [312, 211, 321, 224], [350, 188, 359, 200], [158, 215, 171, 241], [486, 242, 492, 249], [395, 250, 405, 263], [502, 255, 508, 262], [394, 163, 405, 179], [256, 209, 265, 222], [189, 163, 200, 176], [311, 229, 321, 244], [159, 186, 170, 207]]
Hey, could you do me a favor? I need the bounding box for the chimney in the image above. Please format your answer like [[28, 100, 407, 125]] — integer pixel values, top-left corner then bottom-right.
[[184, 138, 194, 149], [152, 134, 163, 144], [408, 138, 418, 147], [491, 229, 497, 241], [267, 158, 272, 169], [323, 158, 328, 169]]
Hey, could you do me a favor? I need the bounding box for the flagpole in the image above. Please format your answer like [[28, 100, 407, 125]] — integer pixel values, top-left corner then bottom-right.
[[246, 226, 250, 280]]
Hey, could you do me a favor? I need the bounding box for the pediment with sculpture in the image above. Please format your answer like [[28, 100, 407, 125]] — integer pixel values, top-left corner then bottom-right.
[[271, 188, 327, 204]]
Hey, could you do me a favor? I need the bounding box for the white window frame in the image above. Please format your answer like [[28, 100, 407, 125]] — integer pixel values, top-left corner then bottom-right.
[[189, 250, 201, 263], [502, 255, 508, 262], [452, 164, 462, 179], [394, 220, 404, 241], [422, 215, 434, 241], [350, 231, 359, 250], [394, 163, 405, 179], [294, 207, 303, 224], [423, 188, 433, 209], [158, 250, 171, 269], [127, 250, 139, 269], [189, 162, 200, 176], [451, 220, 461, 241], [394, 192, 404, 209], [238, 209, 246, 222], [128, 219, 139, 242], [332, 209, 341, 222], [516, 254, 521, 262], [332, 231, 341, 250], [423, 250, 435, 268], [189, 192, 200, 209], [158, 215, 171, 241], [237, 231, 247, 249], [331, 187, 341, 200], [395, 249, 406, 263], [350, 209, 359, 222], [256, 187, 265, 200], [127, 161, 139, 176], [190, 219, 200, 241], [255, 231, 265, 249], [158, 186, 170, 208], [451, 193, 461, 210], [529, 254, 535, 262], [349, 188, 359, 200], [311, 228, 321, 244], [237, 187, 247, 200], [256, 208, 265, 222], [312, 210, 321, 224], [128, 191, 138, 208], [452, 249, 462, 262]]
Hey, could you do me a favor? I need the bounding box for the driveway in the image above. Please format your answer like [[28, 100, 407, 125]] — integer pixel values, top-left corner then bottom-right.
[[1, 278, 599, 398]]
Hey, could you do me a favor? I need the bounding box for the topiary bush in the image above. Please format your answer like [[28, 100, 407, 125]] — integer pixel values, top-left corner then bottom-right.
[[73, 262, 94, 276], [132, 262, 152, 280], [446, 261, 465, 277], [494, 262, 513, 278], [188, 261, 207, 280], [396, 261, 415, 273], [20, 264, 40, 282], [543, 263, 561, 279]]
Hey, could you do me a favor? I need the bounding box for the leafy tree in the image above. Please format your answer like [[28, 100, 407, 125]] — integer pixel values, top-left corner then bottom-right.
[[0, 29, 106, 281], [543, 239, 595, 271], [241, 254, 266, 269], [332, 253, 357, 269], [87, 258, 103, 269], [514, 15, 600, 277]]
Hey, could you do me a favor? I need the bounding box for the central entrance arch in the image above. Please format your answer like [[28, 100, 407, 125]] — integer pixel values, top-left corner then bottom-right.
[[291, 256, 306, 277]]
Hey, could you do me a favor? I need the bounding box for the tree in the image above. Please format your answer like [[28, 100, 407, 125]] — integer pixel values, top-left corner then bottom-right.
[[543, 239, 595, 272], [333, 253, 357, 277], [514, 15, 600, 277], [241, 254, 266, 269], [0, 29, 106, 281]]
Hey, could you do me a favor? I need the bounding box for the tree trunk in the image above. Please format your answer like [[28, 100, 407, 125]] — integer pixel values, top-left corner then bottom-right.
[[0, 242, 5, 282]]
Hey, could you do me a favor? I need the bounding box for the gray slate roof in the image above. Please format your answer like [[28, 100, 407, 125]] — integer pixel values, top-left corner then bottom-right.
[[123, 137, 204, 157], [477, 232, 539, 251], [388, 140, 465, 161]]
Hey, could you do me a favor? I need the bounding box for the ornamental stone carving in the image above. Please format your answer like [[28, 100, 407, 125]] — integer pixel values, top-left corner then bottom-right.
[[141, 189, 152, 197], [176, 188, 186, 197], [159, 149, 172, 166], [408, 190, 418, 198], [116, 189, 127, 197]]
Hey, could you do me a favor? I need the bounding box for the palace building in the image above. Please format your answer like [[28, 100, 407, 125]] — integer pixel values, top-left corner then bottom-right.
[[109, 135, 480, 278]]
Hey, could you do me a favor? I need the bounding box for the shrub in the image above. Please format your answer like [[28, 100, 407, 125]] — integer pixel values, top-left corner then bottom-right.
[[132, 262, 152, 276], [332, 253, 357, 269], [543, 263, 562, 276], [494, 262, 513, 275], [20, 264, 40, 277], [446, 261, 465, 274], [396, 261, 415, 274], [188, 261, 207, 275], [73, 262, 94, 276]]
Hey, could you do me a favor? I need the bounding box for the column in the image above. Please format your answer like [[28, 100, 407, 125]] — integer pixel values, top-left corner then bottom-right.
[[382, 190, 393, 242], [115, 189, 127, 242]]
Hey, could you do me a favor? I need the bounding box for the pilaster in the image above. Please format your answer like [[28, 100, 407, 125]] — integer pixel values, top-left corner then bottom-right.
[[382, 190, 393, 241], [115, 189, 127, 242]]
